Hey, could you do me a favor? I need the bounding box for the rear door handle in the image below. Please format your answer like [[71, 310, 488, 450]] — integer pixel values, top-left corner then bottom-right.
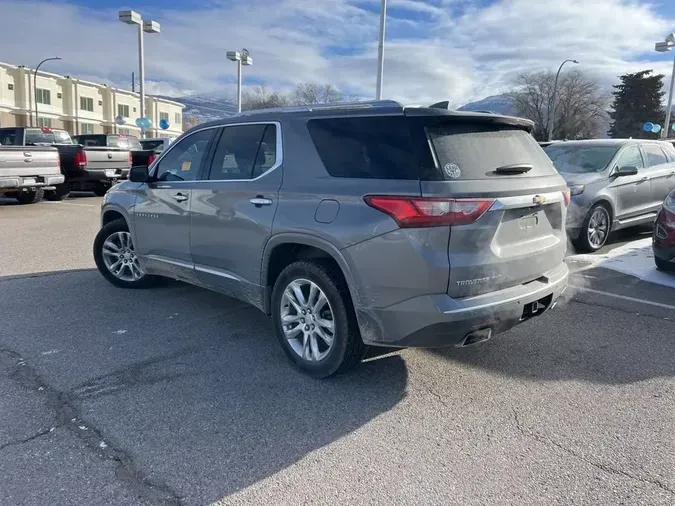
[[250, 197, 273, 207], [172, 193, 188, 202], [640, 176, 648, 182]]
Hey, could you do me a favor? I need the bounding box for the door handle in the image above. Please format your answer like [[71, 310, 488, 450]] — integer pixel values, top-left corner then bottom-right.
[[172, 193, 188, 202], [250, 197, 273, 207], [640, 176, 648, 182]]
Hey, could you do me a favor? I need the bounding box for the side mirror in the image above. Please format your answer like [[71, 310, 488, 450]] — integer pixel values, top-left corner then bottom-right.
[[615, 165, 638, 177], [129, 165, 150, 183]]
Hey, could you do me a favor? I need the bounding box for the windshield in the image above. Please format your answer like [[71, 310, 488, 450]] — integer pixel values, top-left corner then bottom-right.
[[544, 144, 618, 173]]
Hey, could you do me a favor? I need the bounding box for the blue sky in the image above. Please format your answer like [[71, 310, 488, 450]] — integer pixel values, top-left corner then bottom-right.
[[1, 0, 675, 106]]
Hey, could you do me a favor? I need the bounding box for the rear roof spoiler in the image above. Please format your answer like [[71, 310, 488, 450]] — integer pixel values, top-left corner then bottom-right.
[[407, 105, 534, 133]]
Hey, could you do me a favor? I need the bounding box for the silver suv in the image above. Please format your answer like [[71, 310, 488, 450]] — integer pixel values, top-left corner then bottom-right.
[[94, 101, 569, 377]]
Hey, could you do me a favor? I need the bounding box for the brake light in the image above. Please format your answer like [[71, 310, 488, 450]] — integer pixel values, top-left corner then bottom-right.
[[74, 150, 87, 168], [562, 189, 571, 207], [364, 195, 495, 227], [148, 153, 156, 165], [129, 152, 133, 166], [41, 127, 53, 133]]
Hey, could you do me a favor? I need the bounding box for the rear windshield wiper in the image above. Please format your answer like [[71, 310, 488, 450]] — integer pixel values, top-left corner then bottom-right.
[[494, 163, 533, 174]]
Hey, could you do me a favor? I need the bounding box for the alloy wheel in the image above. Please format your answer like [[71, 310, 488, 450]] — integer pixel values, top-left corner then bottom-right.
[[587, 207, 609, 249], [101, 231, 145, 282], [280, 278, 335, 362]]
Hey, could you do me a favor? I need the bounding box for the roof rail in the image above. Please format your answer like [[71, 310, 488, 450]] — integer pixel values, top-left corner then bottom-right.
[[238, 99, 403, 116]]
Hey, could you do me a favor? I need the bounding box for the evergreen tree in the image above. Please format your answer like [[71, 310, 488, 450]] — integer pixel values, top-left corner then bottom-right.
[[609, 70, 665, 138]]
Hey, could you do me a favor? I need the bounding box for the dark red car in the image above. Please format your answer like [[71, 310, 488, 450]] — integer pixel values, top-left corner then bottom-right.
[[654, 190, 675, 272]]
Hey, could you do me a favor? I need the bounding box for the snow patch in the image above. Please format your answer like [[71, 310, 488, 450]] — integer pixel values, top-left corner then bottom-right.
[[569, 238, 675, 289]]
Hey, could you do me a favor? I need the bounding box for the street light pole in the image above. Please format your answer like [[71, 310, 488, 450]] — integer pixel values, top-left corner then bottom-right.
[[656, 34, 675, 139], [34, 57, 62, 127], [227, 49, 252, 114], [375, 0, 387, 100], [119, 10, 160, 138], [547, 59, 579, 141]]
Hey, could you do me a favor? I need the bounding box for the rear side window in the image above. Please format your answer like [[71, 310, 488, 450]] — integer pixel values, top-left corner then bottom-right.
[[429, 124, 554, 179], [643, 144, 667, 167], [307, 117, 419, 179], [208, 124, 276, 180]]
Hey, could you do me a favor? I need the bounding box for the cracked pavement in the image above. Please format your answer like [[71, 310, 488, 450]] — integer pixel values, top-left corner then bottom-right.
[[1, 196, 674, 505]]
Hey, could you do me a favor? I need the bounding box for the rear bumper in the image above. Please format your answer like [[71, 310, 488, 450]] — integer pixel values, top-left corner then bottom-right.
[[67, 168, 127, 183], [0, 174, 65, 190], [357, 262, 569, 348]]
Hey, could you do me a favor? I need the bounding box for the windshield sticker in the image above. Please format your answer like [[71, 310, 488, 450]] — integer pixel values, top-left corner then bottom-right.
[[443, 163, 461, 179], [181, 161, 192, 171]]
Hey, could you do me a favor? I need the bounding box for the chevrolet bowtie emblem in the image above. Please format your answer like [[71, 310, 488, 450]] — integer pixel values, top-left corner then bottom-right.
[[533, 195, 547, 205]]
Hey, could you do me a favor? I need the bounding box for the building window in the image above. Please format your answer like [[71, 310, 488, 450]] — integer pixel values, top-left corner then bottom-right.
[[133, 107, 137, 112], [80, 96, 94, 112], [81, 123, 95, 134], [37, 118, 52, 128], [119, 128, 131, 135], [7, 83, 13, 91], [118, 104, 130, 118], [36, 88, 51, 105], [160, 112, 169, 122], [57, 92, 62, 99], [175, 112, 181, 124], [98, 100, 103, 106]]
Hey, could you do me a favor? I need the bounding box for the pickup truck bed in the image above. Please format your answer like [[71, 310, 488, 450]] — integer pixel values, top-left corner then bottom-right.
[[0, 145, 64, 204]]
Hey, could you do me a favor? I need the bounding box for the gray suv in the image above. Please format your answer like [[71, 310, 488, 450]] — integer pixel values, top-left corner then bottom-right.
[[94, 101, 569, 377], [545, 139, 675, 251]]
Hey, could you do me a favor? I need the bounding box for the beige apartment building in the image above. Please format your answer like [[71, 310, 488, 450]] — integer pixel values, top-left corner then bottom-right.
[[0, 61, 185, 139]]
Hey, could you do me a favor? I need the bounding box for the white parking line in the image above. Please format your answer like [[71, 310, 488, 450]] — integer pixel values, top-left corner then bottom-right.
[[43, 201, 98, 208], [569, 284, 675, 311]]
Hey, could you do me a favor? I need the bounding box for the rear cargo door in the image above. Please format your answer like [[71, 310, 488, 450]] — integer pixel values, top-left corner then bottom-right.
[[415, 118, 568, 298], [83, 147, 130, 176]]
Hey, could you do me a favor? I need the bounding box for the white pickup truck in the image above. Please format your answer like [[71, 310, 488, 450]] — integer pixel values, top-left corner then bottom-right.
[[0, 143, 64, 204]]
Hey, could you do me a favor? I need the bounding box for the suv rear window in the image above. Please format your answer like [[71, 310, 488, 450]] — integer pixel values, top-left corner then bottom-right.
[[428, 124, 554, 180], [307, 117, 419, 180]]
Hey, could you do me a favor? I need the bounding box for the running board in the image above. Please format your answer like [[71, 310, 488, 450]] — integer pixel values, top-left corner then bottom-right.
[[615, 213, 657, 227]]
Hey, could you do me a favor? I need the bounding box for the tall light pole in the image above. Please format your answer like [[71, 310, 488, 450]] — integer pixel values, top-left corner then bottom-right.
[[119, 10, 160, 137], [547, 59, 579, 141], [34, 57, 61, 127], [375, 0, 387, 100], [227, 49, 253, 113], [655, 33, 675, 139]]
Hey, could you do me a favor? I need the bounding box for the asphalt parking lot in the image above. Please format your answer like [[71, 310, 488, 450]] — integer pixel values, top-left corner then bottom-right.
[[1, 195, 674, 506]]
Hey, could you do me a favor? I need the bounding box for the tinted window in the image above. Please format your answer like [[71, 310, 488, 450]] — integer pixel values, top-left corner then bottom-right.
[[154, 129, 215, 182], [430, 124, 554, 179], [307, 117, 419, 179], [141, 140, 166, 152], [74, 135, 106, 147], [252, 125, 277, 179], [544, 144, 618, 174], [644, 144, 667, 167], [615, 145, 644, 170], [208, 124, 273, 180], [0, 129, 19, 145]]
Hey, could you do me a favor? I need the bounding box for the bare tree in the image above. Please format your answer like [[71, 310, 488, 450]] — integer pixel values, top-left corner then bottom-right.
[[291, 83, 345, 105], [241, 85, 289, 111], [507, 70, 609, 140]]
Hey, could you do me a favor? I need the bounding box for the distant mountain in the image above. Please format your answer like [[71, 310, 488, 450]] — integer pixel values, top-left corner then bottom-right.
[[160, 93, 237, 125], [458, 94, 517, 116]]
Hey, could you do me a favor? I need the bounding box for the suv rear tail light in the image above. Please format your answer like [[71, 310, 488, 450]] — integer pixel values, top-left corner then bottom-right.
[[562, 189, 571, 207], [148, 153, 156, 165], [364, 195, 495, 227], [74, 150, 87, 168], [129, 152, 133, 166]]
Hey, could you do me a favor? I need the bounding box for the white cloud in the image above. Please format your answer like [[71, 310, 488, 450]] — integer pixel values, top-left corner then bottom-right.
[[0, 0, 672, 106]]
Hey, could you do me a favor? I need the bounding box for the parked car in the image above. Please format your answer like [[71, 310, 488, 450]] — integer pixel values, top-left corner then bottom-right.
[[93, 101, 570, 377], [544, 139, 675, 252], [0, 127, 131, 199], [140, 137, 172, 154], [653, 189, 675, 272], [72, 134, 155, 174], [0, 144, 63, 204]]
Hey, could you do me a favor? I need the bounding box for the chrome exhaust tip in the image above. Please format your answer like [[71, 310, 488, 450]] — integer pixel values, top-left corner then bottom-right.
[[461, 328, 492, 347]]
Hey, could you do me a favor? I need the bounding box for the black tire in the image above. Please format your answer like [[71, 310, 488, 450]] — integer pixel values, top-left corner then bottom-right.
[[271, 260, 366, 378], [93, 218, 157, 289], [45, 183, 70, 201], [573, 203, 611, 253], [655, 257, 675, 272], [93, 184, 109, 197], [15, 188, 44, 205]]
